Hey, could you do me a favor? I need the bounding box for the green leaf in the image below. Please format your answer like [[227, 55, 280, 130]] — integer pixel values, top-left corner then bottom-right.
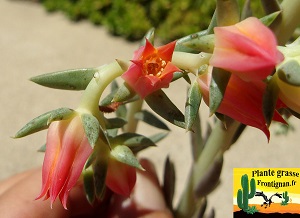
[[47, 107, 74, 124], [116, 104, 127, 120], [14, 108, 74, 138], [93, 158, 108, 199], [83, 167, 95, 204], [110, 145, 144, 170], [277, 60, 300, 86], [260, 11, 281, 27], [190, 113, 204, 161], [180, 34, 215, 53], [140, 27, 155, 45], [263, 77, 279, 127], [105, 118, 127, 129], [113, 82, 137, 103], [37, 144, 46, 152], [209, 67, 231, 115], [111, 133, 157, 153], [30, 68, 98, 90], [135, 110, 170, 130], [175, 30, 207, 53], [81, 114, 100, 147], [145, 89, 185, 129], [185, 80, 202, 131], [163, 156, 176, 211], [100, 80, 119, 106], [149, 132, 169, 143], [194, 155, 223, 198]]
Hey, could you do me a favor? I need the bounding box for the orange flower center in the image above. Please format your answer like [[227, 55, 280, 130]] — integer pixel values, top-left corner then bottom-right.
[[143, 54, 167, 77]]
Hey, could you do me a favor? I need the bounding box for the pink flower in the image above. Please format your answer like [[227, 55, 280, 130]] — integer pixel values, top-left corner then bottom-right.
[[122, 39, 180, 98], [36, 115, 92, 209], [106, 157, 136, 197], [210, 17, 284, 81], [198, 69, 286, 139]]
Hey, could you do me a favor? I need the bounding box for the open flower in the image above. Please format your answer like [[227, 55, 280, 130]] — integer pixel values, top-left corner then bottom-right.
[[198, 68, 286, 139], [36, 114, 92, 209], [122, 39, 180, 98], [210, 17, 284, 81]]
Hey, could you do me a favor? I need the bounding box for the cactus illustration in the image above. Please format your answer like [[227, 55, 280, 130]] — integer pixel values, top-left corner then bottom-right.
[[237, 174, 256, 213], [281, 191, 289, 206]]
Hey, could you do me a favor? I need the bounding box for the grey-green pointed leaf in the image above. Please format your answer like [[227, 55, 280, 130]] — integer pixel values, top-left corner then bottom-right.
[[209, 67, 231, 115], [145, 90, 185, 129], [14, 108, 73, 138], [83, 167, 96, 204], [37, 144, 46, 152], [47, 107, 74, 124], [185, 80, 202, 131], [277, 60, 300, 86], [81, 114, 100, 147], [93, 158, 108, 199], [105, 118, 127, 129], [163, 156, 175, 210], [175, 30, 207, 53], [194, 156, 223, 198], [135, 110, 170, 130], [100, 80, 119, 106], [190, 113, 203, 161], [149, 132, 169, 144], [111, 145, 143, 170], [260, 11, 281, 26], [181, 34, 215, 53], [263, 77, 279, 127], [30, 68, 98, 90], [113, 82, 137, 102], [140, 28, 155, 46], [111, 133, 157, 153]]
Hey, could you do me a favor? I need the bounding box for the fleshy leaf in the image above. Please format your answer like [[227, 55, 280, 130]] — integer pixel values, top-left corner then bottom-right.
[[190, 113, 204, 161], [149, 132, 169, 143], [260, 11, 281, 26], [47, 107, 74, 125], [277, 60, 300, 86], [180, 34, 215, 53], [81, 114, 100, 147], [14, 108, 73, 138], [112, 82, 137, 103], [93, 158, 108, 199], [185, 80, 202, 131], [105, 118, 127, 129], [194, 156, 223, 198], [111, 133, 157, 153], [140, 28, 155, 46], [30, 68, 98, 90], [83, 167, 96, 204], [134, 110, 170, 130], [145, 90, 185, 129], [100, 81, 119, 106], [163, 156, 176, 211], [37, 144, 46, 152], [110, 145, 143, 170], [263, 77, 279, 127], [209, 67, 231, 115], [175, 30, 207, 53]]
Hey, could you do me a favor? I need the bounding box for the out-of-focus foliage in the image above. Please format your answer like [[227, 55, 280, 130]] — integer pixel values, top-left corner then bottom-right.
[[40, 0, 266, 42]]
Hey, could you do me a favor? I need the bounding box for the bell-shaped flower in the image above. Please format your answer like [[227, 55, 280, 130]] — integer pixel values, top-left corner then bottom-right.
[[122, 39, 180, 98], [36, 114, 93, 209], [198, 68, 286, 139], [210, 17, 284, 82], [106, 156, 137, 197]]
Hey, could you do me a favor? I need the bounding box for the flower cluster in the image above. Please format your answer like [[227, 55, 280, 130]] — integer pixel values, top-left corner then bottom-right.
[[198, 17, 286, 139]]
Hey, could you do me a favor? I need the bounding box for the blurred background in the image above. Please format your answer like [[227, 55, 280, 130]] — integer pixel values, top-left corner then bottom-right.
[[0, 0, 299, 217]]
